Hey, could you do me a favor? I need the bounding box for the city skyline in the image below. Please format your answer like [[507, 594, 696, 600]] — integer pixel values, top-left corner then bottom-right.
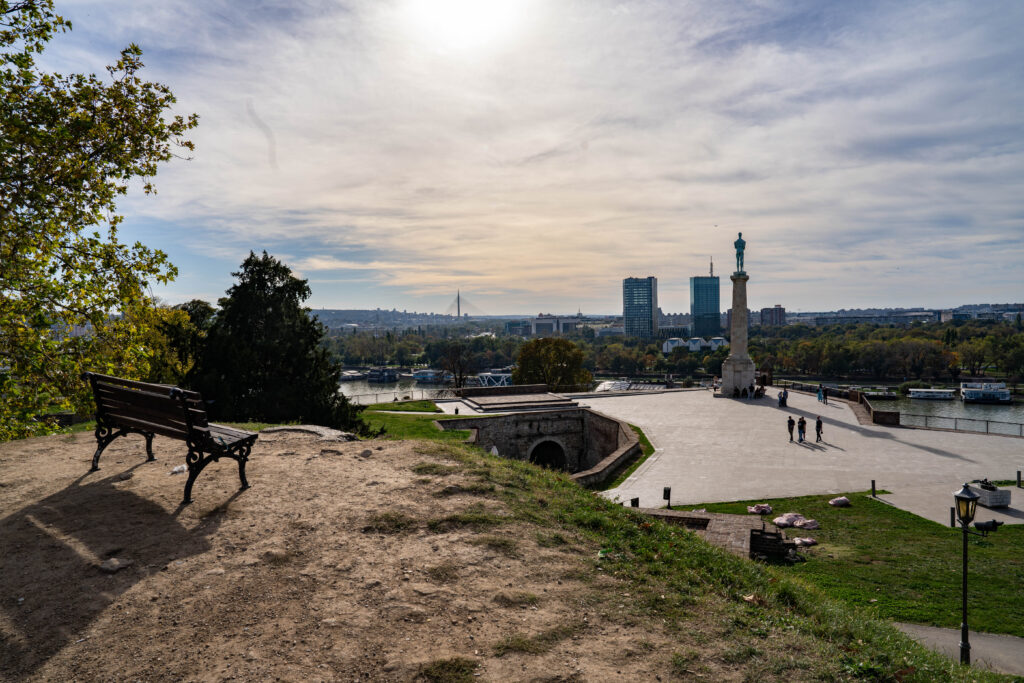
[[50, 1, 1024, 314]]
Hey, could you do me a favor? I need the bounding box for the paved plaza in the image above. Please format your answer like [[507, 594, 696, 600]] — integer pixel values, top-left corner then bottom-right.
[[575, 389, 1023, 522]]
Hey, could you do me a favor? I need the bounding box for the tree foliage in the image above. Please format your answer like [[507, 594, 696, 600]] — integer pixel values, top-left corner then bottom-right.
[[193, 252, 373, 434], [1, 1, 198, 440], [512, 337, 592, 391]]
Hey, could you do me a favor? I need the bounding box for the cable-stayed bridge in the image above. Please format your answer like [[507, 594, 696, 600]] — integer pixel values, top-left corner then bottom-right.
[[443, 291, 487, 318]]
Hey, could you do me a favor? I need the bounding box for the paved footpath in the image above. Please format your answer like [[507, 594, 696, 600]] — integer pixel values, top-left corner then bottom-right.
[[576, 389, 1024, 512], [894, 623, 1024, 676]]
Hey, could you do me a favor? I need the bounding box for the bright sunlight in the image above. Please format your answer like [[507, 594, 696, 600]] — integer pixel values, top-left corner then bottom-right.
[[401, 0, 533, 53]]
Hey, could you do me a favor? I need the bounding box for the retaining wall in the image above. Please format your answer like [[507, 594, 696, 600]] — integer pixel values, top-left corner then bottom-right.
[[436, 407, 640, 489]]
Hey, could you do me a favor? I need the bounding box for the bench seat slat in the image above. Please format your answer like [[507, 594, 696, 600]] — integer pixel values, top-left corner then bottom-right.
[[102, 412, 190, 440], [98, 396, 209, 429], [91, 373, 201, 399], [95, 385, 182, 415], [208, 423, 257, 443]]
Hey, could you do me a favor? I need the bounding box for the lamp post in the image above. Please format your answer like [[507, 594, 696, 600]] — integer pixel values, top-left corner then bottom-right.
[[953, 483, 979, 666]]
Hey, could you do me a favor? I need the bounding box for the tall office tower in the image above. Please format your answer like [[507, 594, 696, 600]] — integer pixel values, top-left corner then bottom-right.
[[623, 276, 658, 339], [690, 259, 720, 337], [760, 305, 786, 327]]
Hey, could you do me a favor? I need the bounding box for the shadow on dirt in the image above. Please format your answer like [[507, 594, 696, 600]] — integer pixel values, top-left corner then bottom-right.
[[0, 467, 224, 678]]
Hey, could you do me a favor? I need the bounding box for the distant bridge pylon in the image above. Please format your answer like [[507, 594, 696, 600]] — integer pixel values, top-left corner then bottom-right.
[[444, 290, 486, 317]]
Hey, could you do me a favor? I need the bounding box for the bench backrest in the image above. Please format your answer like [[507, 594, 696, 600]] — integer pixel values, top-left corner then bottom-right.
[[84, 372, 208, 440]]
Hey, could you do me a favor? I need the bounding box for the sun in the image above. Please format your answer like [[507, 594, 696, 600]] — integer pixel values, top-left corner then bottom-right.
[[401, 0, 532, 53]]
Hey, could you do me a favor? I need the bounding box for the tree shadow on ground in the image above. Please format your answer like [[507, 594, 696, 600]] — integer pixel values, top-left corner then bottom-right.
[[0, 467, 225, 678]]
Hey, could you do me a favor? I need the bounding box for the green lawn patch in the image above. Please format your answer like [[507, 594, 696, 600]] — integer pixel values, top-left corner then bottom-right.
[[365, 399, 440, 412], [600, 424, 655, 490], [362, 411, 472, 442], [688, 492, 1024, 637]]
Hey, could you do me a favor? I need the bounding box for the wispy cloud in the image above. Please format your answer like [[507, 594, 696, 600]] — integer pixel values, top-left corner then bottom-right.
[[48, 0, 1024, 313]]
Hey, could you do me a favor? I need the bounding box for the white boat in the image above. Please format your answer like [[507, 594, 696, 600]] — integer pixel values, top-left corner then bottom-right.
[[908, 388, 956, 400], [960, 382, 1012, 404], [339, 370, 366, 382], [413, 369, 452, 384]]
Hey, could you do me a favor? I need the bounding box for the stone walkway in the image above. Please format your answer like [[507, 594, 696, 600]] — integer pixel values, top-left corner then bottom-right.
[[576, 389, 1023, 512], [895, 623, 1024, 676]]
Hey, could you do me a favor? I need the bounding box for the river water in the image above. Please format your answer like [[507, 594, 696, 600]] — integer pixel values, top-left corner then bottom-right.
[[868, 396, 1024, 436]]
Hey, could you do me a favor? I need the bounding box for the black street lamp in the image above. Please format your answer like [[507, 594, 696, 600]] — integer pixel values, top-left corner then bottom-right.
[[952, 483, 1004, 667], [953, 483, 979, 666]]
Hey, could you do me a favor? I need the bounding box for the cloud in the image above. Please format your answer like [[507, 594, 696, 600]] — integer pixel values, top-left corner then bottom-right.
[[44, 0, 1024, 313]]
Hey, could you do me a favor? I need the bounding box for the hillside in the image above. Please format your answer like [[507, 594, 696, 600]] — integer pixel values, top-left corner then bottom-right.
[[0, 429, 1007, 681]]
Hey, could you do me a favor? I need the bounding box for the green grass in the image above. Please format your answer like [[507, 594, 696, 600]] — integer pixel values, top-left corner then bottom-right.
[[415, 442, 1018, 681], [492, 621, 586, 656], [362, 411, 473, 442], [365, 399, 441, 412], [688, 492, 1024, 637], [414, 656, 477, 682], [362, 511, 418, 534], [600, 424, 655, 490]]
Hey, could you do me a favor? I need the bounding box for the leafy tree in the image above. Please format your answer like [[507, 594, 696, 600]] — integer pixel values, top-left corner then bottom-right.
[[141, 299, 215, 385], [513, 338, 592, 391], [438, 340, 475, 388], [1, 1, 198, 440], [193, 252, 373, 434]]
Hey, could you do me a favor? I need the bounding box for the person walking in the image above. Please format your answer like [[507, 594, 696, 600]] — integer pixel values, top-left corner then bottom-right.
[[782, 388, 789, 407], [787, 416, 795, 442], [815, 416, 823, 442], [822, 386, 829, 405], [817, 384, 823, 402], [797, 416, 807, 443]]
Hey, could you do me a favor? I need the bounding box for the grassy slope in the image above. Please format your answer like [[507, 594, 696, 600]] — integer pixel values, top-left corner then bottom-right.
[[689, 493, 1024, 638], [601, 424, 655, 490], [363, 410, 473, 443], [416, 440, 1015, 682]]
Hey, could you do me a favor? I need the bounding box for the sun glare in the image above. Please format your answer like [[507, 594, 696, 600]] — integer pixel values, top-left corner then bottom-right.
[[402, 0, 532, 53]]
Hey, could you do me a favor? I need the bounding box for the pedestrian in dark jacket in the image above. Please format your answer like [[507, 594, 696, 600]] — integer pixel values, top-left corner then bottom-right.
[[797, 417, 807, 442], [815, 416, 823, 442], [787, 416, 795, 442], [822, 386, 829, 405]]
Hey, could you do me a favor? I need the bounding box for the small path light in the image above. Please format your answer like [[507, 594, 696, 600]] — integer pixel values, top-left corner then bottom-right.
[[952, 483, 1003, 666]]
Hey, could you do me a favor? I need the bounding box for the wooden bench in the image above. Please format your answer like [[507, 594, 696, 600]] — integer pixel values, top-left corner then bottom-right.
[[83, 372, 257, 505], [749, 528, 799, 563]]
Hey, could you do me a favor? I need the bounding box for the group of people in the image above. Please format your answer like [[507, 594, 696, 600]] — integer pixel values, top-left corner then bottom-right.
[[817, 384, 830, 404], [777, 387, 789, 407], [787, 415, 824, 443]]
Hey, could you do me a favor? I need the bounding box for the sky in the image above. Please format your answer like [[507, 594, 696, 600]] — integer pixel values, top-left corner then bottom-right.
[[46, 0, 1024, 315]]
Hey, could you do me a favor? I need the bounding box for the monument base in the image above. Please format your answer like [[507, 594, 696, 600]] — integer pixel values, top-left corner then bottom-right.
[[720, 356, 756, 398]]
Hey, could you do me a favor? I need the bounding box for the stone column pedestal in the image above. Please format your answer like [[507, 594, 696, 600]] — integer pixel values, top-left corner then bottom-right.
[[720, 272, 756, 397]]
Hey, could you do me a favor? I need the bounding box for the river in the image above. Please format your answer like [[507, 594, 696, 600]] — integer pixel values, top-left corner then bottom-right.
[[868, 396, 1024, 436]]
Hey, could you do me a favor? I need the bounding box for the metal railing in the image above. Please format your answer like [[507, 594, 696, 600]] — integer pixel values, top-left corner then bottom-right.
[[901, 413, 1024, 437], [345, 389, 456, 406]]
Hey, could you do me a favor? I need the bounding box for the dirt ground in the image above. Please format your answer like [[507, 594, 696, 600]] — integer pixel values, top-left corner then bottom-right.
[[0, 428, 731, 682]]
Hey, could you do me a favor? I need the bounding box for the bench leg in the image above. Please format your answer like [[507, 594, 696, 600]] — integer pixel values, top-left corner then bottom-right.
[[90, 425, 126, 471], [236, 443, 252, 491], [182, 447, 212, 505]]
